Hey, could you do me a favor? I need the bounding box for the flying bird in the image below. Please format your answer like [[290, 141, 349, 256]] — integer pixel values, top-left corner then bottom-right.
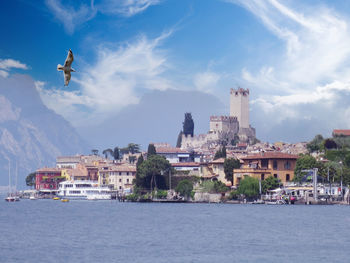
[[57, 49, 75, 86]]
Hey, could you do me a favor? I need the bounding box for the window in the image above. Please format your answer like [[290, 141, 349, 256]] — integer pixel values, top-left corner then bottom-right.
[[284, 161, 291, 170], [274, 174, 278, 178], [261, 159, 268, 169], [127, 179, 129, 183], [261, 174, 265, 180], [119, 179, 122, 182], [286, 174, 290, 182], [273, 160, 278, 170], [127, 172, 129, 175]]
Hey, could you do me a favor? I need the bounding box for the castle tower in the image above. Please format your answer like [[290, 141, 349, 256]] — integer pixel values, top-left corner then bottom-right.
[[230, 88, 249, 129]]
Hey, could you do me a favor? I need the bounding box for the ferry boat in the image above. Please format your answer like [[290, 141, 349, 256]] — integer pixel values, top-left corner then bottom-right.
[[57, 180, 112, 200]]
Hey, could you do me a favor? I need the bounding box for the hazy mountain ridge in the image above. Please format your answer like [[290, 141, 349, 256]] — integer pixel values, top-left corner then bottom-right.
[[0, 75, 89, 188]]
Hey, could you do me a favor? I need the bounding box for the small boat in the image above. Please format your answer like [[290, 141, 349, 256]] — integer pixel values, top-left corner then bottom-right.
[[29, 195, 37, 200], [5, 196, 16, 202], [61, 199, 69, 202], [53, 197, 60, 200]]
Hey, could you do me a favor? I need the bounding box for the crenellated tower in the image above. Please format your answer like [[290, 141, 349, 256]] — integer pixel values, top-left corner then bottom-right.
[[230, 88, 250, 129]]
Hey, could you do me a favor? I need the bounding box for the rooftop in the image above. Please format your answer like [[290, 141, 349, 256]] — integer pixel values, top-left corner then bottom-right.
[[242, 152, 299, 160]]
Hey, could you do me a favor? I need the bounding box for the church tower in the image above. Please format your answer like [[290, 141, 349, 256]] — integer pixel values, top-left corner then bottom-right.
[[230, 88, 250, 129]]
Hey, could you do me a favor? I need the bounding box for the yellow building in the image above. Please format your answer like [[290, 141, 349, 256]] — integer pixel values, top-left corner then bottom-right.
[[61, 164, 89, 181], [233, 152, 298, 187], [200, 158, 232, 186]]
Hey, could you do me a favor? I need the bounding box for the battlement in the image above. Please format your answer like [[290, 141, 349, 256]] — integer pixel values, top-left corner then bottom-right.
[[210, 115, 238, 122], [230, 87, 249, 96]]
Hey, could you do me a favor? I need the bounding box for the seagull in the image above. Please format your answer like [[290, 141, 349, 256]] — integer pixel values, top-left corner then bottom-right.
[[57, 49, 75, 86]]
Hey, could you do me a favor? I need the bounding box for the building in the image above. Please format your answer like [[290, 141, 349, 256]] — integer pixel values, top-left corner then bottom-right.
[[181, 87, 256, 151], [199, 158, 232, 186], [61, 164, 89, 181], [233, 152, 299, 187], [102, 165, 136, 193], [155, 144, 200, 163], [332, 129, 350, 137], [35, 167, 64, 192]]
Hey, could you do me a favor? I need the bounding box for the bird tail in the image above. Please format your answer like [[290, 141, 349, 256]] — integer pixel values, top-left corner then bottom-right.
[[57, 64, 63, 71]]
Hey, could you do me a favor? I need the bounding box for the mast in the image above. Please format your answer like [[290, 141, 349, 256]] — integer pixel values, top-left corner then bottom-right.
[[8, 159, 11, 194], [15, 160, 18, 193]]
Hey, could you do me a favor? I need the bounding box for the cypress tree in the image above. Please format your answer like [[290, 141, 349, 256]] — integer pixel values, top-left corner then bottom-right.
[[183, 113, 194, 137], [147, 144, 157, 157]]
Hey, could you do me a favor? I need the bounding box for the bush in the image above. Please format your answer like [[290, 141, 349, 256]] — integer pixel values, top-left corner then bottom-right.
[[156, 190, 168, 199], [126, 193, 139, 202], [200, 180, 229, 193], [228, 190, 239, 200]]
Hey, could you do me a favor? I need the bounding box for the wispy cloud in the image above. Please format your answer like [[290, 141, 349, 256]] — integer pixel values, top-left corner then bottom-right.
[[193, 71, 221, 94], [225, 0, 350, 136], [37, 31, 172, 126], [0, 58, 28, 78], [45, 0, 160, 34]]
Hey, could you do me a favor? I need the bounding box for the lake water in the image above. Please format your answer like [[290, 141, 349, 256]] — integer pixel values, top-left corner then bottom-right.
[[1, 199, 350, 263]]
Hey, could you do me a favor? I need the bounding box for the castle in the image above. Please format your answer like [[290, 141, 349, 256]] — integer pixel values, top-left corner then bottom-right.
[[181, 88, 256, 150]]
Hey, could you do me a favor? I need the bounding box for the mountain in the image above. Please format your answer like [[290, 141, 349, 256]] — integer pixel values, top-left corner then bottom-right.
[[78, 89, 226, 151], [0, 74, 89, 188]]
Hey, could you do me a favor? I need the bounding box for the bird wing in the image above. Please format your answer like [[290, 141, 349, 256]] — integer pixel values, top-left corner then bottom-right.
[[64, 50, 74, 67], [64, 71, 71, 86]]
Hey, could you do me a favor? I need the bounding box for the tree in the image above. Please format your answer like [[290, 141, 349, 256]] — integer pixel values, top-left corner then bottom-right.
[[136, 154, 144, 168], [26, 172, 36, 188], [224, 158, 241, 185], [183, 112, 194, 137], [113, 147, 120, 160], [306, 134, 324, 153], [136, 155, 171, 190], [293, 155, 317, 182], [176, 130, 183, 148], [214, 146, 226, 160], [324, 139, 337, 150], [237, 176, 259, 200], [102, 148, 113, 159], [127, 143, 140, 154], [261, 176, 281, 193], [231, 134, 240, 146], [147, 143, 157, 157], [91, 149, 99, 155], [176, 179, 193, 200]]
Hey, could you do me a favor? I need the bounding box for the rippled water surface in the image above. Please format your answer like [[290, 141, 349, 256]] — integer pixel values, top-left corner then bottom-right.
[[1, 199, 350, 262]]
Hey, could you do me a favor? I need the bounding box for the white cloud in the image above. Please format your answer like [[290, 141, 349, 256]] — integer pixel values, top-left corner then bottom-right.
[[97, 0, 160, 17], [193, 71, 221, 94], [45, 0, 160, 34], [227, 0, 350, 127], [37, 31, 172, 126], [0, 59, 28, 78]]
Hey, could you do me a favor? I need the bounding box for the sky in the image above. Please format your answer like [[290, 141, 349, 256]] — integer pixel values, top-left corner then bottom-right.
[[2, 0, 350, 144]]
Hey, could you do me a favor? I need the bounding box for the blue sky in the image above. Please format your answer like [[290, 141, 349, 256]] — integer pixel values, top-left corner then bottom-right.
[[2, 0, 350, 144]]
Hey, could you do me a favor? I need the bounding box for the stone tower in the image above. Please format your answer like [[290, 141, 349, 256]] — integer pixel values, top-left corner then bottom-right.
[[230, 88, 249, 129]]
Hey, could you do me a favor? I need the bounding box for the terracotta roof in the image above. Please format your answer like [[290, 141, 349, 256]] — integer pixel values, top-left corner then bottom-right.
[[107, 165, 136, 172], [242, 152, 299, 160], [171, 162, 200, 167], [210, 158, 225, 164], [237, 143, 247, 147], [156, 147, 188, 154], [333, 129, 350, 136]]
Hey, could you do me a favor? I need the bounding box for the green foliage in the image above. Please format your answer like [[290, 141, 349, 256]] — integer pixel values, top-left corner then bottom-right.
[[126, 143, 140, 154], [231, 134, 240, 146], [190, 190, 195, 200], [175, 179, 193, 199], [176, 130, 183, 148], [102, 148, 113, 159], [261, 176, 281, 193], [156, 190, 168, 199], [113, 147, 120, 160], [147, 144, 157, 157], [228, 190, 239, 200], [126, 193, 139, 202], [91, 149, 99, 155], [136, 154, 144, 168], [183, 112, 194, 137], [306, 134, 324, 153], [237, 176, 259, 200], [332, 135, 350, 149], [26, 172, 36, 188], [323, 139, 337, 150], [214, 146, 227, 160], [136, 155, 171, 190], [224, 158, 241, 185], [200, 180, 229, 193], [325, 149, 350, 163], [294, 155, 318, 182], [129, 156, 136, 164]]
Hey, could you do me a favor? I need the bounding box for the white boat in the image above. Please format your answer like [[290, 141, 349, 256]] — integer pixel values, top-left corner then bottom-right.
[[57, 180, 112, 200]]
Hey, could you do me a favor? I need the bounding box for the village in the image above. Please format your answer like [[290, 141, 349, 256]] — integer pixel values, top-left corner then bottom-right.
[[19, 88, 350, 204]]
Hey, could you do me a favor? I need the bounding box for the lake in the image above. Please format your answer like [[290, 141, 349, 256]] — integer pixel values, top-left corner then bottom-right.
[[1, 199, 350, 262]]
